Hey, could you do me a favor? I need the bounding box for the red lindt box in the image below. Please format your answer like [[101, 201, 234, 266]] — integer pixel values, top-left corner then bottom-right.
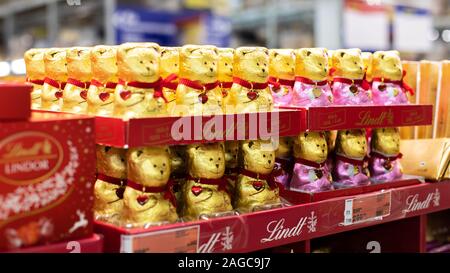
[[0, 112, 96, 251], [0, 83, 31, 120]]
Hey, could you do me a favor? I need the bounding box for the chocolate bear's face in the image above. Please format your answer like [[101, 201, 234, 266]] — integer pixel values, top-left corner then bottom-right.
[[241, 140, 275, 175], [180, 45, 218, 83], [127, 146, 171, 187], [218, 48, 234, 82], [117, 42, 160, 82], [90, 45, 118, 82], [44, 48, 68, 80], [96, 145, 127, 179], [66, 47, 92, 81], [160, 47, 180, 78], [225, 141, 239, 168], [336, 129, 367, 159], [269, 49, 295, 80], [187, 143, 225, 179], [372, 51, 402, 81], [295, 48, 329, 81], [24, 48, 46, 80], [372, 127, 400, 156], [234, 47, 269, 84], [275, 136, 293, 158], [294, 132, 327, 163], [332, 48, 364, 80]]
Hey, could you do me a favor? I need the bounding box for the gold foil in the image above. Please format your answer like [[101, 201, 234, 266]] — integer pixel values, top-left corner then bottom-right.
[[331, 48, 364, 80], [24, 48, 46, 109], [371, 128, 400, 156], [182, 143, 232, 219], [94, 145, 127, 218], [293, 132, 328, 163], [400, 138, 450, 180], [295, 48, 329, 82], [122, 146, 178, 225], [335, 129, 367, 159], [42, 48, 67, 111]]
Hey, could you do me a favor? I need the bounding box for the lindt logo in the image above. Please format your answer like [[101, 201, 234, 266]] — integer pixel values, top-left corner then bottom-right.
[[0, 132, 63, 185], [355, 110, 394, 126], [403, 189, 440, 213], [260, 211, 317, 243]]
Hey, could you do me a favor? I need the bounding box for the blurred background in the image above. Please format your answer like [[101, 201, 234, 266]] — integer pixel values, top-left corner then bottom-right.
[[0, 0, 449, 78]]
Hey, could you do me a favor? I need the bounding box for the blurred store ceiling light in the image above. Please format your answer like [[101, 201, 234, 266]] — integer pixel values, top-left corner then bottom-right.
[[442, 30, 450, 43], [0, 62, 11, 77], [11, 59, 26, 75], [428, 29, 440, 41]]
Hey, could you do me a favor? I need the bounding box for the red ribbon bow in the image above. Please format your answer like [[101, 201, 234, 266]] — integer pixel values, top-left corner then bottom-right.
[[118, 78, 167, 102], [161, 73, 179, 90], [44, 77, 66, 90], [370, 151, 403, 161], [96, 173, 127, 187], [90, 79, 117, 89], [26, 78, 45, 86], [372, 70, 414, 96], [268, 76, 295, 89], [294, 76, 328, 86], [187, 175, 228, 193], [295, 157, 325, 169], [178, 78, 219, 91], [126, 179, 177, 207], [233, 77, 268, 90], [333, 77, 371, 91], [335, 154, 369, 167], [220, 81, 233, 89], [239, 169, 279, 190], [67, 78, 90, 89]]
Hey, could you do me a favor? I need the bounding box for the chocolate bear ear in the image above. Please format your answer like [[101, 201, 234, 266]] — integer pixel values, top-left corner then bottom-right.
[[104, 146, 111, 153], [340, 52, 345, 58], [195, 146, 200, 150], [248, 141, 254, 149], [381, 54, 385, 60], [345, 130, 350, 135], [306, 51, 312, 57], [137, 150, 143, 157], [304, 132, 308, 138], [273, 52, 279, 58]]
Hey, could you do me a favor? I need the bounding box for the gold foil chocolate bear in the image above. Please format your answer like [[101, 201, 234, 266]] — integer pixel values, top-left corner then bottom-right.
[[87, 45, 118, 116], [24, 48, 46, 109], [122, 146, 178, 225], [160, 47, 180, 111], [114, 42, 166, 119], [235, 140, 280, 212], [42, 48, 68, 111], [182, 143, 232, 219], [94, 146, 127, 219], [174, 45, 222, 116], [218, 48, 234, 110], [62, 47, 92, 113], [226, 47, 273, 113]]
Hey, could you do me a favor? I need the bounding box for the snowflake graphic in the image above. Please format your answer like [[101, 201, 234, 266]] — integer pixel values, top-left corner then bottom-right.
[[220, 226, 234, 251], [307, 211, 317, 233], [432, 189, 440, 207]]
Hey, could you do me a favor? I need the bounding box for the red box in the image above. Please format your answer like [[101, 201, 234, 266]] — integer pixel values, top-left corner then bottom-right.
[[0, 83, 31, 120], [0, 112, 96, 251], [2, 234, 104, 253], [95, 108, 306, 147]]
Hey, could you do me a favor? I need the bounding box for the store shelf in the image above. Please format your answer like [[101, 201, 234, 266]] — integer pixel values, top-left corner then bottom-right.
[[34, 103, 433, 147], [2, 234, 104, 253], [95, 108, 306, 147], [95, 180, 450, 253]]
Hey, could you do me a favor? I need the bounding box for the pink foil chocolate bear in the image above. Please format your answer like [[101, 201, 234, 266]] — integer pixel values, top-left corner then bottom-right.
[[333, 129, 370, 188], [369, 128, 403, 182], [330, 49, 372, 105], [290, 132, 333, 192], [268, 49, 295, 106], [370, 51, 412, 105], [291, 48, 333, 107]]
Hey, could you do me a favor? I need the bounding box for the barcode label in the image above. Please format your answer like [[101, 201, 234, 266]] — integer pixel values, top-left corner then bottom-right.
[[343, 191, 392, 226]]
